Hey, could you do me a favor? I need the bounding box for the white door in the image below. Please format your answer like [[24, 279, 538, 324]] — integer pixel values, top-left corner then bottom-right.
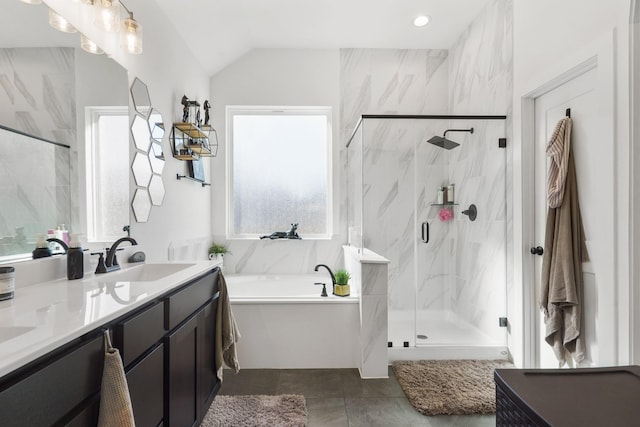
[[533, 66, 616, 368]]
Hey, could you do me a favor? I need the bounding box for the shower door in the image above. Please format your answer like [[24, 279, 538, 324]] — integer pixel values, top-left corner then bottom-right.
[[414, 119, 508, 349], [358, 117, 508, 350]]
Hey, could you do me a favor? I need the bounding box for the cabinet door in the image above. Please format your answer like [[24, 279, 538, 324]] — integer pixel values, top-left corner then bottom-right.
[[127, 343, 164, 427], [197, 298, 219, 417], [166, 314, 199, 427], [0, 333, 104, 426]]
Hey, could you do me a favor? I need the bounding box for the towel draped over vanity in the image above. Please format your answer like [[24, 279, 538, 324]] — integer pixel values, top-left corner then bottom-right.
[[215, 273, 241, 381], [540, 117, 589, 367]]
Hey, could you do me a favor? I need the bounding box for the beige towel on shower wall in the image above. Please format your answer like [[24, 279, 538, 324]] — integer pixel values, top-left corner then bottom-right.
[[97, 332, 135, 427], [215, 273, 241, 382]]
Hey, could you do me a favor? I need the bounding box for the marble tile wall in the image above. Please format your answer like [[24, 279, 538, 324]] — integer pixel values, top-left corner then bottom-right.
[[0, 48, 76, 146], [340, 49, 450, 346], [447, 0, 513, 343]]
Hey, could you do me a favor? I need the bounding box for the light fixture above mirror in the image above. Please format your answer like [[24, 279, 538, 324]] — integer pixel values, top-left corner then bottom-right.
[[21, 0, 143, 55]]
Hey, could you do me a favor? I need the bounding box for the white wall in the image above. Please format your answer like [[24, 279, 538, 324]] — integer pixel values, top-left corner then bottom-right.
[[511, 0, 632, 366], [43, 0, 212, 261], [210, 49, 342, 273]]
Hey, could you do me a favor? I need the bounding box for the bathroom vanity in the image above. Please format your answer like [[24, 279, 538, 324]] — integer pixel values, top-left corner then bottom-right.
[[0, 261, 221, 427]]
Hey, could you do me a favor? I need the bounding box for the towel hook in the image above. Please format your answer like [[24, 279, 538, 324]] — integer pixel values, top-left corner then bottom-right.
[[565, 108, 571, 118]]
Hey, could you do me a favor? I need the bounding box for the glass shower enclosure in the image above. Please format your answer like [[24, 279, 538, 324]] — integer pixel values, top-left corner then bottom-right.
[[346, 115, 508, 355]]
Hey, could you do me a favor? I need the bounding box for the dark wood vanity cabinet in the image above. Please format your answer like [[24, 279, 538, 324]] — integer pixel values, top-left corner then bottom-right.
[[0, 267, 221, 427], [165, 269, 221, 427], [0, 333, 104, 427]]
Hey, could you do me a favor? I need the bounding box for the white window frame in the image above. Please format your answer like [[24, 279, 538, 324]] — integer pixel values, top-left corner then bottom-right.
[[226, 106, 333, 239], [85, 106, 129, 243]]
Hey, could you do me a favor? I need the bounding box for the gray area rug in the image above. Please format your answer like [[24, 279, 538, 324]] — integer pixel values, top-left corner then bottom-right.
[[201, 394, 307, 427], [393, 359, 513, 416]]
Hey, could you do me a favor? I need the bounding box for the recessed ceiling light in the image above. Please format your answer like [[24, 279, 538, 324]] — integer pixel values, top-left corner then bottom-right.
[[413, 15, 430, 27]]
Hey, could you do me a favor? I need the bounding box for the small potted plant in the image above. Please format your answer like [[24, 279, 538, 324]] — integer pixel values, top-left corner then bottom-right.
[[208, 242, 229, 264], [334, 269, 351, 297]]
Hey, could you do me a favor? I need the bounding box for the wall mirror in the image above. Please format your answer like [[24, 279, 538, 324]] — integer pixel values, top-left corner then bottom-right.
[[0, 2, 129, 261], [0, 126, 70, 258], [129, 78, 167, 222]]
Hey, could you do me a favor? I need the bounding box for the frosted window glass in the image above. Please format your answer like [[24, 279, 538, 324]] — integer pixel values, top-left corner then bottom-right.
[[91, 113, 129, 241], [231, 112, 329, 236]]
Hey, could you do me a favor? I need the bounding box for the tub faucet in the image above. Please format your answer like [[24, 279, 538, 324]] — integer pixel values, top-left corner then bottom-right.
[[103, 237, 138, 272], [314, 264, 336, 295]]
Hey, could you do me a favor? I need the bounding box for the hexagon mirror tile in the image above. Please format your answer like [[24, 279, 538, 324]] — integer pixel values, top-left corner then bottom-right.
[[148, 174, 165, 206], [132, 152, 152, 187], [148, 109, 165, 144], [131, 115, 151, 152], [148, 146, 165, 175], [130, 77, 151, 118], [131, 188, 152, 222]]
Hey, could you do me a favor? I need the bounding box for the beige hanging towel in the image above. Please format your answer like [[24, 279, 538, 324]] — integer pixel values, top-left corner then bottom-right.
[[97, 331, 136, 427], [546, 117, 572, 208], [215, 272, 241, 382], [540, 117, 589, 367]]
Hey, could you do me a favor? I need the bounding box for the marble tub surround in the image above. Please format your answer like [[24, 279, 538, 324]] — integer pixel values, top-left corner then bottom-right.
[[344, 246, 389, 378], [0, 259, 218, 378]]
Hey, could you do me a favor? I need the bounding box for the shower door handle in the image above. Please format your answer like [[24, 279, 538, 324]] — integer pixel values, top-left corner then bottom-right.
[[421, 222, 429, 243]]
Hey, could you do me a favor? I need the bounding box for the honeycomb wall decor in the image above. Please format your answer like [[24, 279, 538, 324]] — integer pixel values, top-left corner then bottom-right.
[[130, 77, 166, 222]]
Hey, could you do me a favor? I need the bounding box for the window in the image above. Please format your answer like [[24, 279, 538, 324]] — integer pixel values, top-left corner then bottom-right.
[[227, 106, 332, 238], [85, 107, 129, 242]]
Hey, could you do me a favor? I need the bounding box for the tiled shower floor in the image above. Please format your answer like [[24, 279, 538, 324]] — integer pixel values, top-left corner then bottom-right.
[[219, 367, 495, 426]]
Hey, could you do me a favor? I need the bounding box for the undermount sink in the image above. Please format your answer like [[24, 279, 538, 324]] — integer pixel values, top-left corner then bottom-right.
[[0, 326, 36, 344], [93, 263, 195, 282]]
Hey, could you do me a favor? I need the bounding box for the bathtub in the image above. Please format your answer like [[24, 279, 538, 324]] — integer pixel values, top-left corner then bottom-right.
[[225, 274, 360, 369], [226, 274, 358, 302]]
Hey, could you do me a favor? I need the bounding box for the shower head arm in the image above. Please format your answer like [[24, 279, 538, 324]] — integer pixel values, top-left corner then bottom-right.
[[442, 128, 474, 137]]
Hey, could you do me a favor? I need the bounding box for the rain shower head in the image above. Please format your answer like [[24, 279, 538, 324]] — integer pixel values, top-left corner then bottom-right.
[[426, 127, 474, 150], [427, 135, 460, 150]]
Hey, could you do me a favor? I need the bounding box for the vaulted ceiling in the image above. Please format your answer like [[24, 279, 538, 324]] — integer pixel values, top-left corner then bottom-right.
[[4, 0, 491, 76]]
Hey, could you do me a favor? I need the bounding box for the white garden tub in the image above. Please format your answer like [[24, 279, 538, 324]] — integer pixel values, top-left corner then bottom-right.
[[225, 274, 359, 368]]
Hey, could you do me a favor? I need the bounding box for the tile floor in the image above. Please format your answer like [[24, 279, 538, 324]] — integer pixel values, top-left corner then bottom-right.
[[220, 368, 495, 427]]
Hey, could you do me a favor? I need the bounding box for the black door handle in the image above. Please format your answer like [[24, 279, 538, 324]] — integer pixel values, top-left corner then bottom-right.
[[530, 246, 544, 256]]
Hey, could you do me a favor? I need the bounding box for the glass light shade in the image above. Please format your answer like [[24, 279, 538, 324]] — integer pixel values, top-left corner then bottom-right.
[[121, 16, 143, 54], [20, 0, 42, 4], [48, 9, 77, 33], [80, 34, 104, 54], [94, 0, 120, 32]]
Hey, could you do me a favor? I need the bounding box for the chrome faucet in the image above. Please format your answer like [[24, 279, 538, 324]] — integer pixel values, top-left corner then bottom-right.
[[95, 237, 137, 274], [314, 264, 336, 295]]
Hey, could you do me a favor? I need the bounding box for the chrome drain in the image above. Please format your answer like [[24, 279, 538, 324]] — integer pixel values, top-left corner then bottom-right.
[[417, 334, 428, 339]]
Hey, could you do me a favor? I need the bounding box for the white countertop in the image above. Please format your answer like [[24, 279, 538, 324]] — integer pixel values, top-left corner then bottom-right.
[[0, 261, 218, 378]]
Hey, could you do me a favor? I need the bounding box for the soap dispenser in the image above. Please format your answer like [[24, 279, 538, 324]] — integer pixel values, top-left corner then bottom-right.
[[67, 234, 84, 280], [32, 235, 52, 259]]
